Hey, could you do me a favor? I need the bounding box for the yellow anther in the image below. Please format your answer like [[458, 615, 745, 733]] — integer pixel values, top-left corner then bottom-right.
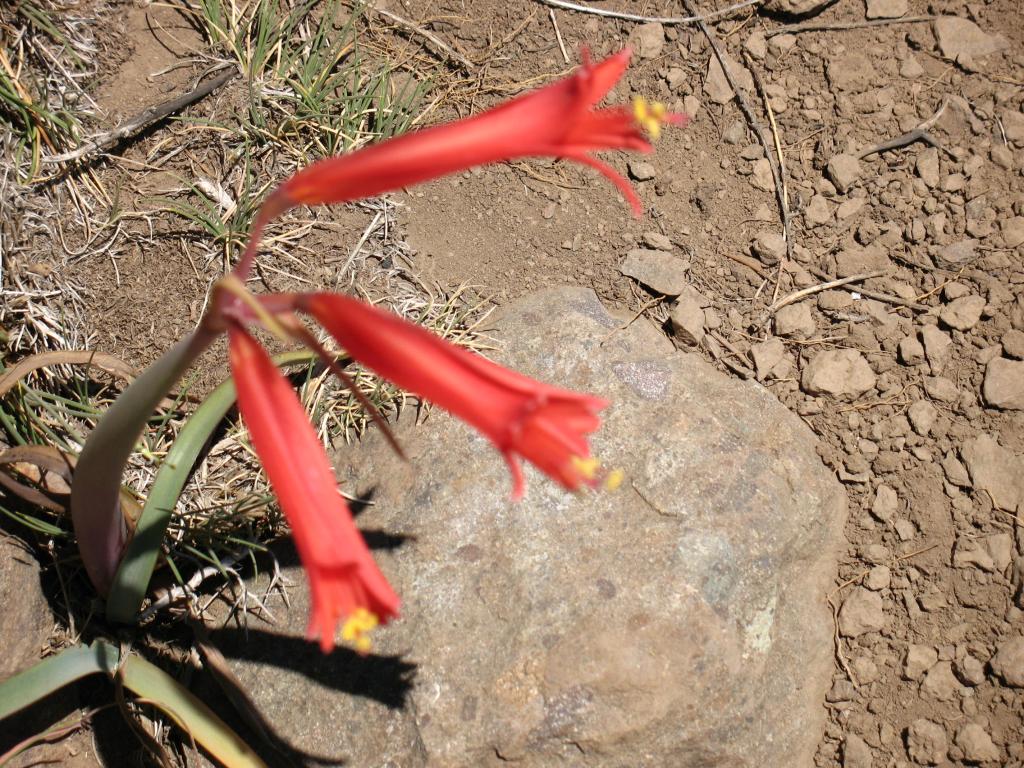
[[633, 97, 669, 140], [604, 468, 625, 492], [571, 455, 601, 480], [340, 608, 379, 654]]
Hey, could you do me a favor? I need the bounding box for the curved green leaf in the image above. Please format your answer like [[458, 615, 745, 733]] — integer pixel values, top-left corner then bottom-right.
[[0, 641, 118, 721], [106, 351, 321, 624], [71, 329, 217, 595], [117, 652, 267, 768]]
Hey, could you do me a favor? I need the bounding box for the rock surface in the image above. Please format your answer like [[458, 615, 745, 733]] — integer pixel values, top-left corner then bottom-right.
[[933, 17, 1007, 66], [217, 288, 847, 767], [906, 719, 947, 765], [619, 249, 689, 296], [982, 357, 1024, 410], [0, 535, 52, 681], [802, 349, 876, 399], [989, 637, 1024, 687]]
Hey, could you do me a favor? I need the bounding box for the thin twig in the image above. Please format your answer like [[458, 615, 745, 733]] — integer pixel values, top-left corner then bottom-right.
[[370, 6, 475, 71], [743, 51, 794, 298], [137, 549, 247, 623], [722, 250, 770, 279], [685, 5, 792, 297], [766, 15, 935, 37], [808, 268, 928, 312], [858, 98, 955, 160], [768, 270, 887, 315], [44, 69, 236, 164], [535, 0, 763, 25], [828, 593, 859, 688], [549, 9, 570, 64]]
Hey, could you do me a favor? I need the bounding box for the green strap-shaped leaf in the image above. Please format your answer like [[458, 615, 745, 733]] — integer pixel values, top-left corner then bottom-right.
[[0, 641, 118, 720], [106, 351, 320, 624], [117, 651, 267, 768], [71, 329, 218, 596]]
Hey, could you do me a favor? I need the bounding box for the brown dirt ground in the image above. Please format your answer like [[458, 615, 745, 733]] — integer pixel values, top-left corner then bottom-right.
[[5, 0, 1024, 765]]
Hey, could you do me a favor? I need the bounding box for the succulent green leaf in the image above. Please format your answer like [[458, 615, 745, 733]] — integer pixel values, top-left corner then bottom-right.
[[106, 350, 320, 624], [0, 641, 118, 721], [117, 652, 267, 768], [70, 328, 217, 596]]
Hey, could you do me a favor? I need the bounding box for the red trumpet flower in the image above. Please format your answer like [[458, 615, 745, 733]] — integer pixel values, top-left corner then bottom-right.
[[228, 326, 399, 653], [235, 48, 684, 278], [207, 47, 677, 650], [298, 293, 610, 499]]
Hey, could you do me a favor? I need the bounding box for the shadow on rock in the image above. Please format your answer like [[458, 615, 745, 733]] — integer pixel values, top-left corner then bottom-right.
[[211, 626, 417, 710]]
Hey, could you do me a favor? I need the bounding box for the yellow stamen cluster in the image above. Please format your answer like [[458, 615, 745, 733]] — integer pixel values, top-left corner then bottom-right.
[[633, 97, 670, 140], [341, 608, 379, 654], [571, 456, 625, 491]]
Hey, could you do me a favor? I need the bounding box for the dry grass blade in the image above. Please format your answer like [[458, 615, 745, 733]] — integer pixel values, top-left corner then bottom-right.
[[0, 350, 138, 397]]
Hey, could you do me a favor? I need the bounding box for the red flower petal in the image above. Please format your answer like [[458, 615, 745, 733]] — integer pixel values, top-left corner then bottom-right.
[[298, 294, 607, 498], [228, 326, 399, 652]]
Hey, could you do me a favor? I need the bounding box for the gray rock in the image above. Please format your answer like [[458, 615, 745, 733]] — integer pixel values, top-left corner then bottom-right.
[[933, 17, 1007, 66], [871, 485, 898, 522], [752, 231, 787, 266], [904, 644, 938, 681], [907, 400, 937, 435], [983, 357, 1024, 410], [894, 519, 916, 541], [916, 147, 940, 188], [704, 51, 754, 105], [642, 231, 673, 251], [940, 295, 986, 331], [985, 533, 1013, 572], [941, 452, 972, 487], [835, 245, 889, 278], [669, 299, 706, 346], [920, 661, 959, 701], [628, 161, 656, 182], [864, 565, 891, 591], [955, 655, 986, 686], [750, 338, 787, 381], [920, 325, 952, 374], [620, 249, 689, 295], [852, 657, 879, 684], [750, 158, 775, 193], [1002, 216, 1024, 248], [805, 195, 833, 227], [953, 537, 996, 572], [843, 733, 873, 768], [826, 53, 873, 92], [744, 30, 767, 60], [923, 376, 959, 403], [955, 723, 1000, 763], [989, 636, 1024, 687], [1001, 109, 1024, 146], [936, 238, 978, 268], [960, 434, 1024, 512], [827, 154, 863, 193], [906, 719, 947, 765], [802, 349, 876, 399], [900, 54, 924, 78], [630, 22, 665, 59], [0, 536, 52, 681], [865, 0, 908, 18], [898, 334, 926, 366], [225, 287, 845, 768], [838, 587, 887, 637], [1002, 328, 1024, 359], [774, 303, 816, 339]]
